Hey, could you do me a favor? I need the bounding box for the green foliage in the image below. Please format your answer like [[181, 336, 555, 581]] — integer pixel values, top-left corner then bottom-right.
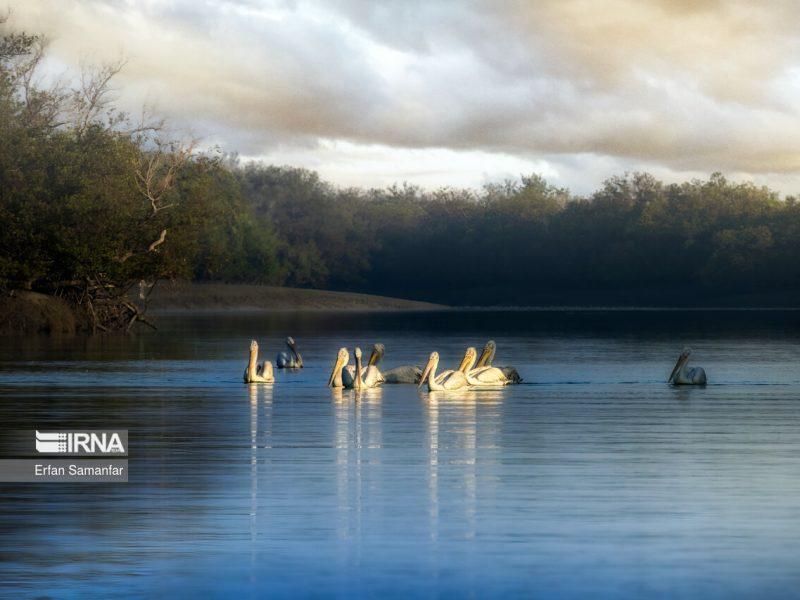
[[0, 20, 282, 298], [237, 164, 375, 288], [232, 166, 798, 303], [2, 19, 800, 308]]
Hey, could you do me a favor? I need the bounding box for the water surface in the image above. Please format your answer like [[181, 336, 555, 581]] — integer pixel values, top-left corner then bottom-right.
[[2, 310, 800, 598]]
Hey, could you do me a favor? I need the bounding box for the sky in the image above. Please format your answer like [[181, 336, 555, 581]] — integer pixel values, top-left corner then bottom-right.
[[7, 0, 800, 194]]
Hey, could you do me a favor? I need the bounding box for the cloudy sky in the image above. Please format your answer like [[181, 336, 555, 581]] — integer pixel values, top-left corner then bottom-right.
[[9, 0, 800, 193]]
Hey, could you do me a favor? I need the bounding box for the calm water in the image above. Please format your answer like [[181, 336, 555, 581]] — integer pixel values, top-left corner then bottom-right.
[[2, 310, 800, 598]]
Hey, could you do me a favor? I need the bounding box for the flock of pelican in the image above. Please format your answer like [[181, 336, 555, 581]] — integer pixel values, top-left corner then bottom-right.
[[324, 342, 521, 391], [245, 338, 707, 388]]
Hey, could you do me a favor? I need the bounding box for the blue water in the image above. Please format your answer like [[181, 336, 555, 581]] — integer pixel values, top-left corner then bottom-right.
[[2, 310, 800, 598]]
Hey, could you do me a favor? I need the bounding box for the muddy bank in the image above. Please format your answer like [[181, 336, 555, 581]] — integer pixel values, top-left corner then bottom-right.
[[0, 284, 445, 334], [147, 282, 446, 312]]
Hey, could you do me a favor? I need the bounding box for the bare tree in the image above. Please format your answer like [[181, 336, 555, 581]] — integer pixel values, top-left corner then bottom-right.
[[71, 57, 126, 136], [134, 136, 198, 217]]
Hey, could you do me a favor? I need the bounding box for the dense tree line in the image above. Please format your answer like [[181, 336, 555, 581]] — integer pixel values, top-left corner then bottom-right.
[[2, 20, 800, 328], [234, 167, 799, 304]]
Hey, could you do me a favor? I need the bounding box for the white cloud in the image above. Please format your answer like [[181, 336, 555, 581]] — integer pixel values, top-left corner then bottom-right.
[[7, 0, 800, 194], [244, 139, 559, 190]]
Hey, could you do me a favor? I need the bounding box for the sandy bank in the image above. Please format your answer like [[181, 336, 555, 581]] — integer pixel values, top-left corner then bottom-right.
[[147, 282, 446, 313]]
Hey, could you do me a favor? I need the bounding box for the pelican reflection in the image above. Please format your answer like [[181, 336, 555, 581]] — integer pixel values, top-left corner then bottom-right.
[[332, 384, 384, 552], [426, 395, 439, 545], [248, 383, 273, 582], [422, 387, 504, 546]]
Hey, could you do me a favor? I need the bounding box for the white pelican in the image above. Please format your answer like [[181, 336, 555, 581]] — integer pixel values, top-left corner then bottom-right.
[[276, 336, 303, 369], [327, 348, 349, 388], [350, 347, 383, 389], [668, 347, 707, 385], [327, 347, 383, 389], [422, 347, 475, 386], [460, 346, 512, 387], [475, 340, 522, 383], [244, 340, 274, 383], [368, 343, 422, 384], [419, 351, 471, 392]]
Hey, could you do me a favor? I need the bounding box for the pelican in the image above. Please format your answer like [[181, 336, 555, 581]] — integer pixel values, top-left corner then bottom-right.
[[419, 351, 471, 392], [327, 347, 383, 389], [475, 340, 522, 383], [276, 336, 303, 369], [327, 348, 350, 388], [435, 347, 482, 384], [350, 347, 383, 389], [368, 343, 422, 384], [460, 346, 512, 387], [668, 347, 707, 385], [244, 340, 274, 383]]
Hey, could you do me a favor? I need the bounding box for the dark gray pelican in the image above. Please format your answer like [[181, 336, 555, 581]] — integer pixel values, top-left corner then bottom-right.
[[475, 340, 522, 383], [327, 347, 383, 389], [244, 340, 274, 383], [276, 336, 303, 369], [368, 343, 422, 384], [668, 347, 707, 385], [419, 351, 470, 392]]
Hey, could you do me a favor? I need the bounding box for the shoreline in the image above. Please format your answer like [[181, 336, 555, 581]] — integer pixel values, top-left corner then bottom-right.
[[0, 284, 448, 334], [149, 283, 800, 313], [151, 304, 800, 315], [4, 282, 800, 335], [147, 282, 447, 313]]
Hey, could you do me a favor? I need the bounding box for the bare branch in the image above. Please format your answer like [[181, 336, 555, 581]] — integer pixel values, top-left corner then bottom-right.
[[127, 105, 165, 140], [71, 57, 126, 136], [148, 229, 167, 252], [18, 36, 45, 96], [134, 137, 197, 216]]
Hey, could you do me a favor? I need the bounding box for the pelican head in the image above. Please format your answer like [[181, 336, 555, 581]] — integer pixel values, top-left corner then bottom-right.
[[328, 347, 349, 387], [669, 347, 692, 383], [285, 336, 302, 367], [354, 346, 362, 360], [418, 351, 440, 388], [369, 343, 385, 366], [250, 340, 258, 353], [476, 340, 496, 368], [458, 347, 478, 373]]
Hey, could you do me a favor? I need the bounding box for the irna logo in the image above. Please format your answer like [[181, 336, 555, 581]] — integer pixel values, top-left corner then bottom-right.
[[35, 431, 126, 455]]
